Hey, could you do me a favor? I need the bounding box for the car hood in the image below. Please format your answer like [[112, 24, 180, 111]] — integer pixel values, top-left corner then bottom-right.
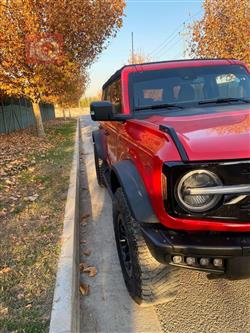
[[145, 106, 250, 161]]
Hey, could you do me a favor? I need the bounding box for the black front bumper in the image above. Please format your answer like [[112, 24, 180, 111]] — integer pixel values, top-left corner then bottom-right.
[[141, 224, 250, 279]]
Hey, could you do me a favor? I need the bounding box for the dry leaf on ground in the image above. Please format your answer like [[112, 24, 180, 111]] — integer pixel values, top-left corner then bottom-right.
[[79, 262, 89, 272], [83, 266, 97, 277], [80, 283, 89, 296], [83, 249, 91, 256], [0, 267, 11, 274], [0, 306, 8, 316], [81, 213, 90, 220]]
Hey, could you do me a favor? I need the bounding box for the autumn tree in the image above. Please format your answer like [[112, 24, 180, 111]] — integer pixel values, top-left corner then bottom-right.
[[187, 0, 250, 65], [57, 69, 87, 110], [128, 49, 152, 64], [0, 0, 125, 136]]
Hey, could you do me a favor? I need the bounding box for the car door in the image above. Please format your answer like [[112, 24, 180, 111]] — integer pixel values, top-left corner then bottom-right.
[[102, 78, 122, 165]]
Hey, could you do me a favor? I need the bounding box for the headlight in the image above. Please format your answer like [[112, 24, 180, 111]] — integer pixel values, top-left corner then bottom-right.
[[175, 170, 222, 213]]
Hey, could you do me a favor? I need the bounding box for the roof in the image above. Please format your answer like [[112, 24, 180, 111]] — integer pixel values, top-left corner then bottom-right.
[[102, 58, 243, 90]]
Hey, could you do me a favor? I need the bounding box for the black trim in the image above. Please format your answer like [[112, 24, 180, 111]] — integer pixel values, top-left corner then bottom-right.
[[110, 160, 159, 224], [163, 160, 250, 222], [159, 125, 189, 162], [141, 224, 250, 278], [92, 129, 107, 161]]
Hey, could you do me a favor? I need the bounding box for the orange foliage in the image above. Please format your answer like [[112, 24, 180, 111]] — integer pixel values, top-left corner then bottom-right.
[[187, 0, 250, 66], [0, 0, 125, 134]]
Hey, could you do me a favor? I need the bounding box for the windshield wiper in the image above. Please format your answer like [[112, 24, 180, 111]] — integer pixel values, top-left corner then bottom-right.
[[199, 97, 250, 105], [135, 103, 184, 111]]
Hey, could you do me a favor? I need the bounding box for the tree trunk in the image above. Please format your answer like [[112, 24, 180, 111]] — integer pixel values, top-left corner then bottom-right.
[[63, 108, 66, 120], [32, 101, 45, 137]]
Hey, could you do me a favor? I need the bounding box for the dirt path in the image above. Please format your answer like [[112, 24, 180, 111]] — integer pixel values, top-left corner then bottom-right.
[[79, 115, 250, 333]]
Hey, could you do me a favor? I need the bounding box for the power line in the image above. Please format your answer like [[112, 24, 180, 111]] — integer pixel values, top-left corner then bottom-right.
[[149, 24, 183, 57], [154, 35, 182, 59], [148, 9, 202, 58]]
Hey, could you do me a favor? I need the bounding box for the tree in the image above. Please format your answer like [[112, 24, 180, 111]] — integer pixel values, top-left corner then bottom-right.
[[0, 0, 125, 136], [127, 49, 152, 64], [187, 0, 250, 66], [57, 69, 87, 109]]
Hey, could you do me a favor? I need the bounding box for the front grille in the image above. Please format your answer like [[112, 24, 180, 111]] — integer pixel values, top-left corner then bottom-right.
[[163, 160, 250, 222], [240, 198, 250, 218]]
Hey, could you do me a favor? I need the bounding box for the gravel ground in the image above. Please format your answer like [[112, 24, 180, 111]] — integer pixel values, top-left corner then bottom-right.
[[155, 270, 250, 333]]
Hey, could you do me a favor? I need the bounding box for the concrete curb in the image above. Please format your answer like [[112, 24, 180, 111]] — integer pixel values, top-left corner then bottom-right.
[[49, 119, 80, 333]]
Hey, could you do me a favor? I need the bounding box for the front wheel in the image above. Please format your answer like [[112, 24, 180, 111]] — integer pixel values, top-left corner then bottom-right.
[[113, 188, 180, 306]]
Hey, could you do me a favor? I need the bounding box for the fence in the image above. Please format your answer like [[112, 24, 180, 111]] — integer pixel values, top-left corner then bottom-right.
[[0, 97, 55, 134]]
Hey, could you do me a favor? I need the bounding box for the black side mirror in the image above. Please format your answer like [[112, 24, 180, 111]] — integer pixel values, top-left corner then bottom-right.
[[90, 101, 114, 121], [90, 101, 132, 122]]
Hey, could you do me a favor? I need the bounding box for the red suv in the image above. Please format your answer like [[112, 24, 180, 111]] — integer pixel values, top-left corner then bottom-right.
[[90, 59, 250, 305]]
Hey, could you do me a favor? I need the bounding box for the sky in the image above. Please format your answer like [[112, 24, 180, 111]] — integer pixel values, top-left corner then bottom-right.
[[84, 0, 204, 97]]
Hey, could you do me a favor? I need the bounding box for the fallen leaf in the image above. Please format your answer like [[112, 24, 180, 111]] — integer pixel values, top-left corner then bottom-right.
[[9, 196, 18, 201], [25, 304, 32, 308], [83, 266, 97, 277], [83, 249, 91, 256], [81, 213, 90, 220], [26, 194, 39, 202], [79, 262, 89, 272], [0, 306, 8, 316], [80, 283, 89, 296], [0, 210, 7, 217], [0, 267, 11, 274]]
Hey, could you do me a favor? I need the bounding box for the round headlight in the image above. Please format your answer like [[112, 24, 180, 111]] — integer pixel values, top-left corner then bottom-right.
[[175, 170, 222, 213]]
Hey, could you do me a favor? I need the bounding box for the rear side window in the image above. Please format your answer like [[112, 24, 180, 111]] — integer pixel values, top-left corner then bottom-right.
[[215, 73, 248, 98], [103, 78, 122, 113]]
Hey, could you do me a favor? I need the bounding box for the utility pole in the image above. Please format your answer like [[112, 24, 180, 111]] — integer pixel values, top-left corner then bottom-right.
[[131, 32, 134, 64]]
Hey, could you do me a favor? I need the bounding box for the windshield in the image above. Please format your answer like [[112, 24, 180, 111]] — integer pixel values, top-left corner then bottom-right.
[[129, 65, 250, 111]]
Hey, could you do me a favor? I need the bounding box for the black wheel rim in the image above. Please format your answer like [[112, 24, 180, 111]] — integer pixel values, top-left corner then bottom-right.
[[117, 214, 133, 278]]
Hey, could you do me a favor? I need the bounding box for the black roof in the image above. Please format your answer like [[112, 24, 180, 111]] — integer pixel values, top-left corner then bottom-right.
[[102, 58, 238, 90]]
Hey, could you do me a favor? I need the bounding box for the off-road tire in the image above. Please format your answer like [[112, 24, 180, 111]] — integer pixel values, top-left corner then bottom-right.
[[94, 144, 105, 187], [113, 188, 179, 306]]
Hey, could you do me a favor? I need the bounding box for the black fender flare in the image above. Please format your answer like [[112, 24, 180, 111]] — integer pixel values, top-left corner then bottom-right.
[[92, 129, 107, 161], [111, 160, 159, 224]]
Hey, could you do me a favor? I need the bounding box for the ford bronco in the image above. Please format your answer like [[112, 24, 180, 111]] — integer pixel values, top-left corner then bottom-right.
[[90, 59, 250, 305]]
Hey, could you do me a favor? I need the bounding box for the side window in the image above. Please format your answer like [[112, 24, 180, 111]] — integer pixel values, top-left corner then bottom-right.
[[103, 86, 110, 101], [215, 74, 248, 98], [103, 79, 122, 113], [110, 79, 122, 113]]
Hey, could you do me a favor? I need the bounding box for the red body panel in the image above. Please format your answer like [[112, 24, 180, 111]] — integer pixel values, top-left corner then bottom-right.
[[103, 59, 250, 232]]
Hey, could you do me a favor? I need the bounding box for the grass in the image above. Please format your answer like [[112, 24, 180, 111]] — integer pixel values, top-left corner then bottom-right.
[[0, 119, 77, 333]]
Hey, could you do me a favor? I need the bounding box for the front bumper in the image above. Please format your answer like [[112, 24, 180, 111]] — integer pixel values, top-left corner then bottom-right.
[[141, 224, 250, 279]]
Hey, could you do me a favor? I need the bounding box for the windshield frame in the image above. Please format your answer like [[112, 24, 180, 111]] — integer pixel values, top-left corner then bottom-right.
[[128, 64, 250, 113]]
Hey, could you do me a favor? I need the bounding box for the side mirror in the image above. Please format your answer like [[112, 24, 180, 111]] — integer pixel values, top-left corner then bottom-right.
[[90, 101, 132, 122], [90, 101, 114, 121]]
